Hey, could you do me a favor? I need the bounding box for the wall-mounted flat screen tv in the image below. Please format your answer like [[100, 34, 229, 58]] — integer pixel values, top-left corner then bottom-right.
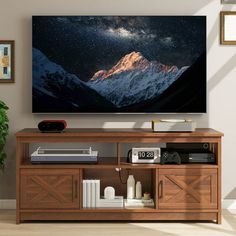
[[32, 16, 206, 113]]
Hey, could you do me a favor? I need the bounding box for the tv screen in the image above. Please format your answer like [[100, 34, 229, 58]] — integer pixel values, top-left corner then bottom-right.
[[32, 16, 206, 113]]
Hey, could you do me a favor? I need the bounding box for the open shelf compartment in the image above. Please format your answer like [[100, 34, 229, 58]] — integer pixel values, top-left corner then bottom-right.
[[81, 168, 157, 210]]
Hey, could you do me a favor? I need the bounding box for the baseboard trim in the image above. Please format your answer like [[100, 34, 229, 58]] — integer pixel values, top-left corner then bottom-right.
[[0, 199, 16, 209], [0, 199, 236, 210]]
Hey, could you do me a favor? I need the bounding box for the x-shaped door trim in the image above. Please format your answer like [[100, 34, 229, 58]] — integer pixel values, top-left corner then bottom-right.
[[30, 176, 70, 203], [163, 174, 210, 203]]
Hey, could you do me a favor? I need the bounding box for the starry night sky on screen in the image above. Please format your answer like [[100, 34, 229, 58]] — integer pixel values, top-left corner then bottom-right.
[[33, 16, 206, 81]]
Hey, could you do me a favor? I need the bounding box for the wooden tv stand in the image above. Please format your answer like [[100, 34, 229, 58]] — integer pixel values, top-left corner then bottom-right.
[[16, 128, 223, 224]]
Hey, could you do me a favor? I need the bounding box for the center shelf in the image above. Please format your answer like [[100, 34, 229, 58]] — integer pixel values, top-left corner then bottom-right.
[[20, 208, 219, 213], [20, 159, 218, 169]]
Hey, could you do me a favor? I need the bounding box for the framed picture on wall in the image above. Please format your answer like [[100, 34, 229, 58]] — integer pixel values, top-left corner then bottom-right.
[[222, 0, 236, 3], [0, 40, 15, 83], [220, 11, 236, 45]]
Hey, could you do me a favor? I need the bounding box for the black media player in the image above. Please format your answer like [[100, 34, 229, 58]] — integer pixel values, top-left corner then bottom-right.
[[161, 148, 216, 164]]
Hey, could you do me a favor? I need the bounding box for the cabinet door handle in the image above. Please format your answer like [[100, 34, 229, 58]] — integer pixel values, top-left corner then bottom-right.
[[74, 180, 78, 199], [159, 180, 163, 198]]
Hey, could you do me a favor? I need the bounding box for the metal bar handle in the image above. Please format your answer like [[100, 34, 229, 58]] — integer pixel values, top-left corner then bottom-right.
[[74, 180, 78, 199], [159, 180, 163, 198]]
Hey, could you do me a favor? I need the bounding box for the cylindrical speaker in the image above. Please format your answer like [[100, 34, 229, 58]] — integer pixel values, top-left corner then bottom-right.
[[38, 120, 67, 133]]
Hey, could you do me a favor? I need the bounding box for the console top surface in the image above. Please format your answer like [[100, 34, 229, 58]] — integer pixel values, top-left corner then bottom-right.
[[16, 128, 223, 138]]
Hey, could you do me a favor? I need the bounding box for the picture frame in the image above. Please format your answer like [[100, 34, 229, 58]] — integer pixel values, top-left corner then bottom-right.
[[0, 40, 15, 83], [220, 11, 236, 45], [222, 0, 236, 4]]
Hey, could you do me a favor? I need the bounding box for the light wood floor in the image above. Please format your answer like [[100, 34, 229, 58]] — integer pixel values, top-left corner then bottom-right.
[[0, 210, 236, 236]]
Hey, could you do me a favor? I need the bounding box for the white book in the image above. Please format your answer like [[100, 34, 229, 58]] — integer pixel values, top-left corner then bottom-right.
[[95, 180, 100, 208], [99, 202, 123, 206], [99, 196, 124, 208], [126, 198, 154, 204], [99, 203, 123, 207], [91, 180, 96, 208], [86, 180, 91, 208], [82, 180, 87, 208], [99, 200, 123, 203], [124, 199, 154, 208], [100, 196, 123, 203], [98, 203, 123, 208], [125, 203, 154, 207]]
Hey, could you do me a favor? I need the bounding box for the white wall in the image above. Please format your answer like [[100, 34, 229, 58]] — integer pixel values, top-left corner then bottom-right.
[[0, 0, 235, 199]]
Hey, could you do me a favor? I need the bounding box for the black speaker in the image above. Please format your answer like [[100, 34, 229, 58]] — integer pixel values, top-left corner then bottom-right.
[[166, 143, 209, 150], [38, 120, 67, 133]]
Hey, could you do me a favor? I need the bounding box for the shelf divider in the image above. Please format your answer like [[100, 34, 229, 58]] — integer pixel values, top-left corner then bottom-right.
[[117, 142, 120, 165]]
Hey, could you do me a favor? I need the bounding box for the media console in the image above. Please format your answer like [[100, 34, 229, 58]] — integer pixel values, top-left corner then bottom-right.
[[16, 128, 223, 224]]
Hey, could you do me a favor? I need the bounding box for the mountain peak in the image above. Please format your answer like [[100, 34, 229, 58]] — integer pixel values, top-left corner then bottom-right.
[[116, 51, 148, 68], [90, 51, 151, 81], [121, 51, 144, 62]]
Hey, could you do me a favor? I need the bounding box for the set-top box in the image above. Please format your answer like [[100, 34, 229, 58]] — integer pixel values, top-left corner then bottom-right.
[[161, 148, 216, 164], [152, 119, 196, 132]]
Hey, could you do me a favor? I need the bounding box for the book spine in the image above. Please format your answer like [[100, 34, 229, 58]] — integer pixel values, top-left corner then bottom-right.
[[91, 180, 96, 208], [95, 180, 100, 208], [86, 180, 91, 208], [82, 180, 87, 208]]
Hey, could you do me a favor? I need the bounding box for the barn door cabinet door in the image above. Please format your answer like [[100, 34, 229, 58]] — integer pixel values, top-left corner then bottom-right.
[[20, 169, 80, 209], [158, 169, 217, 209]]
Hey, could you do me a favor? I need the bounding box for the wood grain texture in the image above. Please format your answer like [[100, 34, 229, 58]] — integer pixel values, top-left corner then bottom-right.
[[83, 169, 154, 199], [217, 140, 222, 224], [20, 160, 219, 169], [16, 128, 224, 137], [15, 128, 223, 143], [20, 212, 217, 221], [20, 208, 218, 213], [158, 169, 217, 209], [20, 169, 80, 209], [4, 210, 236, 235], [15, 128, 222, 223]]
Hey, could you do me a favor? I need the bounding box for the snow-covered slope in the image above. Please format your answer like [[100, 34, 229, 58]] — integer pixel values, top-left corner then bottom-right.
[[33, 48, 115, 112], [87, 52, 188, 108], [33, 47, 84, 98]]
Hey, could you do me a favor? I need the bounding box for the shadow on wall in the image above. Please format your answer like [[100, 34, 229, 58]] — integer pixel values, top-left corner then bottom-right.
[[207, 3, 234, 93], [207, 3, 233, 53], [208, 53, 236, 91], [207, 5, 236, 200], [225, 187, 236, 199]]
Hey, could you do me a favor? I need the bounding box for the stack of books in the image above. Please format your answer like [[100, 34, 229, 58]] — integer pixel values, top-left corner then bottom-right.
[[82, 179, 124, 208], [82, 179, 100, 208], [99, 196, 124, 208], [124, 198, 155, 208]]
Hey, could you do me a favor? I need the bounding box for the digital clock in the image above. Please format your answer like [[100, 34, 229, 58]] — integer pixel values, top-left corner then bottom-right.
[[138, 151, 155, 159], [130, 147, 161, 163]]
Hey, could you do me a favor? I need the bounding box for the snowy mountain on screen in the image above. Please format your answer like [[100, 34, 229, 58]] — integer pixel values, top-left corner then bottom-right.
[[87, 52, 189, 108], [32, 48, 115, 112], [33, 47, 84, 99]]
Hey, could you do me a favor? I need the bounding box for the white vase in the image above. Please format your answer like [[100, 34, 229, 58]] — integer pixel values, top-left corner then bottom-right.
[[127, 175, 135, 199], [135, 181, 142, 199], [104, 186, 115, 200]]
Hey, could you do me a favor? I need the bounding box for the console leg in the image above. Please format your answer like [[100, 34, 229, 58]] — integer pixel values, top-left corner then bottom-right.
[[217, 213, 222, 224]]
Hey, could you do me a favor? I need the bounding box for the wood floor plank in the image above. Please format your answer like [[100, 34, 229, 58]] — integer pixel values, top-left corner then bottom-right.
[[0, 210, 235, 236]]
